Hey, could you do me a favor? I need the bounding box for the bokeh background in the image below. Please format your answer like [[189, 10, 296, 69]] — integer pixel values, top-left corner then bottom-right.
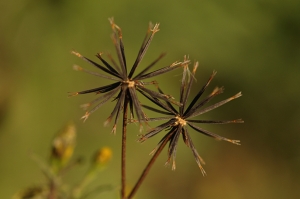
[[1, 0, 300, 198]]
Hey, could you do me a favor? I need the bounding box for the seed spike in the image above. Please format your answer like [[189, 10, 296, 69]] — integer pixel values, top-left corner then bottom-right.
[[151, 23, 160, 34], [233, 119, 244, 123], [108, 17, 115, 29], [226, 139, 241, 145], [170, 61, 180, 67], [149, 147, 158, 156], [73, 64, 83, 71], [80, 103, 91, 110], [104, 116, 112, 127], [68, 92, 79, 97], [199, 165, 207, 176], [81, 112, 90, 122], [172, 160, 176, 171], [111, 124, 117, 134], [139, 124, 144, 133], [232, 92, 242, 99], [71, 51, 83, 58]]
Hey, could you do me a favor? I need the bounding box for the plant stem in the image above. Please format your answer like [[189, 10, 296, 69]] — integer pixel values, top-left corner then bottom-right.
[[121, 97, 129, 199], [48, 180, 57, 199], [127, 133, 171, 199]]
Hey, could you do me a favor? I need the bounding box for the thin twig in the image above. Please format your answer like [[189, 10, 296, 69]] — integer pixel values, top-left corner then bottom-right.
[[127, 133, 171, 199], [48, 180, 57, 199]]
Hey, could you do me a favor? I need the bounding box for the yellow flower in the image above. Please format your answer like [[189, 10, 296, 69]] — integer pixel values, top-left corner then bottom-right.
[[93, 147, 112, 168]]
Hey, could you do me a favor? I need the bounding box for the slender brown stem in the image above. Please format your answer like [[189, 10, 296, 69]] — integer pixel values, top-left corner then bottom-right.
[[127, 133, 171, 199], [48, 180, 57, 199], [121, 96, 129, 199]]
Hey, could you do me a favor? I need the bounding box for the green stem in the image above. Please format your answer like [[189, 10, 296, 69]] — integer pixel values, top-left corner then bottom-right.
[[72, 169, 97, 198]]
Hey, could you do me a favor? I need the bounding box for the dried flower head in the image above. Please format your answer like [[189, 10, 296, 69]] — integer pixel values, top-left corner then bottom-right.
[[138, 61, 243, 175], [70, 18, 189, 133]]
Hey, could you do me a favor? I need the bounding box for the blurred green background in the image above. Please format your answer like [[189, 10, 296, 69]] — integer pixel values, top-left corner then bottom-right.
[[1, 0, 300, 198]]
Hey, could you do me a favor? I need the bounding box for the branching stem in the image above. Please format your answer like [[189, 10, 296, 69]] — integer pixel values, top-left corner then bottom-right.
[[127, 133, 171, 199]]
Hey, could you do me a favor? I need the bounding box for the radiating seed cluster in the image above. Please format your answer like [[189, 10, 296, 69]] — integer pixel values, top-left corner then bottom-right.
[[70, 18, 243, 174]]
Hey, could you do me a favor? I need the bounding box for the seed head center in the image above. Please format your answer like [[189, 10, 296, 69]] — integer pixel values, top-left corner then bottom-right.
[[124, 80, 135, 88], [175, 116, 186, 126]]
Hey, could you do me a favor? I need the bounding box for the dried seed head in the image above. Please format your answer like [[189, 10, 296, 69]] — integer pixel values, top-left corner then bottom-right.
[[137, 65, 243, 174], [70, 18, 196, 135]]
